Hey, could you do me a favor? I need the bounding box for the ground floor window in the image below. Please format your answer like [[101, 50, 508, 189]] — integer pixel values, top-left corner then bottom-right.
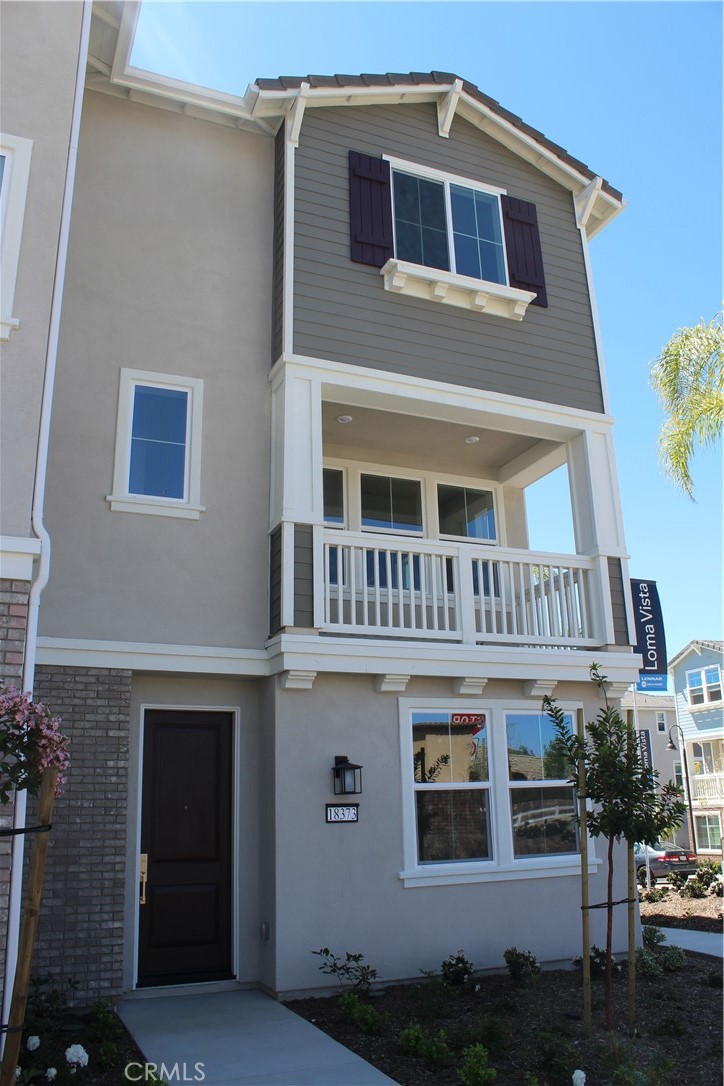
[[694, 814, 722, 851], [400, 700, 580, 883]]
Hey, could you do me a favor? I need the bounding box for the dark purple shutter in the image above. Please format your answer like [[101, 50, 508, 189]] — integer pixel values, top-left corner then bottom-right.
[[349, 151, 393, 267], [501, 196, 547, 307]]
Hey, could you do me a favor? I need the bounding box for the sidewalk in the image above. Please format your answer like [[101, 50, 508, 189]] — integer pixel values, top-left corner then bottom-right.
[[118, 988, 398, 1086], [657, 926, 723, 958]]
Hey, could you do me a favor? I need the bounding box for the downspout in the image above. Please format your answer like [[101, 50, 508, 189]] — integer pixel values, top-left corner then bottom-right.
[[1, 0, 92, 1043]]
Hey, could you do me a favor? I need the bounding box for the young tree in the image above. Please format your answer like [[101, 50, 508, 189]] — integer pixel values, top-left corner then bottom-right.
[[543, 665, 685, 1030], [650, 308, 723, 499]]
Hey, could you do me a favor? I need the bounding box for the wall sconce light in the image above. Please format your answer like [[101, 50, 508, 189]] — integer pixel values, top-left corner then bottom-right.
[[332, 755, 363, 795]]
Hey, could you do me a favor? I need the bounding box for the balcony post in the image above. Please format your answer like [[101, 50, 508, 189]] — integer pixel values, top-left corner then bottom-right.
[[457, 548, 476, 644]]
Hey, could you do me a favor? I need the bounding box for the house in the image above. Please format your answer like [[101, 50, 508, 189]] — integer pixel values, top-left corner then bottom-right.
[[668, 641, 724, 856], [1, 0, 645, 1007], [619, 690, 688, 847]]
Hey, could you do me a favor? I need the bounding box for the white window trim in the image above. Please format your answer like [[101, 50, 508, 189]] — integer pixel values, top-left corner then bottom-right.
[[381, 154, 536, 321], [398, 697, 596, 887], [0, 132, 33, 340], [685, 663, 723, 708], [323, 456, 503, 545], [107, 368, 205, 519]]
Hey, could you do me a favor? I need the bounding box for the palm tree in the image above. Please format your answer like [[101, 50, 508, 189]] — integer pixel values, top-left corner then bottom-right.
[[650, 309, 723, 499]]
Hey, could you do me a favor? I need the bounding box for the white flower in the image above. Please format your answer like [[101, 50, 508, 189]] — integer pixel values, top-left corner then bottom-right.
[[572, 1072, 586, 1086], [46, 1071, 57, 1082], [15, 1070, 21, 1080], [65, 1044, 89, 1068], [27, 1036, 40, 1052]]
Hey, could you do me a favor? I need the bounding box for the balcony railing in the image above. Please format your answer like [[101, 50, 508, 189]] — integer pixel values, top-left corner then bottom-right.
[[690, 774, 724, 803], [321, 530, 602, 649]]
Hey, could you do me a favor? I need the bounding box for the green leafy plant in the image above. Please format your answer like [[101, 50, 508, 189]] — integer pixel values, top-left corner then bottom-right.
[[398, 1022, 451, 1068], [642, 925, 666, 951], [338, 991, 361, 1021], [459, 1043, 497, 1085], [668, 870, 690, 892], [636, 948, 664, 976], [441, 949, 474, 988], [640, 885, 669, 903], [658, 945, 687, 972], [351, 1001, 385, 1036], [573, 945, 619, 975], [503, 947, 540, 986], [534, 1029, 577, 1086], [312, 948, 378, 992], [601, 1035, 675, 1084]]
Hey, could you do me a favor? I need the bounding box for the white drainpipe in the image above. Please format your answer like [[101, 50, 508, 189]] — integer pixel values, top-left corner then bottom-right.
[[1, 0, 92, 1047]]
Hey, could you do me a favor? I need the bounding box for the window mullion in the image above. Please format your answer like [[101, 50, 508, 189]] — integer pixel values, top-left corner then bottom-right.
[[443, 181, 456, 274]]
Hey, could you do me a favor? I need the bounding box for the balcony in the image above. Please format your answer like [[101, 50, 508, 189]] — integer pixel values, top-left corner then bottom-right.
[[690, 774, 724, 803], [321, 529, 603, 650]]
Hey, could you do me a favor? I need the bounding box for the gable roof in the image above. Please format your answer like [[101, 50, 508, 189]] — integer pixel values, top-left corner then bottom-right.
[[253, 71, 623, 204], [668, 640, 724, 670]]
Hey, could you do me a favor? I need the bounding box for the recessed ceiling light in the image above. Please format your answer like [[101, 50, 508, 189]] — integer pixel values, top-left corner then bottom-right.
[[464, 435, 480, 444], [336, 415, 353, 424]]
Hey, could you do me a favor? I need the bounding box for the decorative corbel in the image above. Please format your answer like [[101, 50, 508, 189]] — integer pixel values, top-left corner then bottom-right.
[[452, 677, 488, 696], [375, 674, 411, 693], [287, 82, 310, 148], [437, 78, 463, 139], [574, 176, 603, 230], [523, 679, 558, 699]]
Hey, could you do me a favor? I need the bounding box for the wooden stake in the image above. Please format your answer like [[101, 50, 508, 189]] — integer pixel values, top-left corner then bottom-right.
[[0, 769, 57, 1086], [577, 707, 591, 1035], [627, 841, 636, 1025]]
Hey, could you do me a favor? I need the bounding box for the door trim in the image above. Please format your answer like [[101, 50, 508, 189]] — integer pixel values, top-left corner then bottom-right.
[[132, 703, 240, 990]]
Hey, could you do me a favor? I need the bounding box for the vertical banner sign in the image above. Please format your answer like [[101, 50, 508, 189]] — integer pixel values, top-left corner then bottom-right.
[[630, 579, 668, 692], [638, 729, 652, 772]]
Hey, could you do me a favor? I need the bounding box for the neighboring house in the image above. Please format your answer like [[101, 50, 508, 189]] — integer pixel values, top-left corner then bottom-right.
[[620, 690, 687, 847], [2, 1, 645, 1007], [669, 641, 724, 856]]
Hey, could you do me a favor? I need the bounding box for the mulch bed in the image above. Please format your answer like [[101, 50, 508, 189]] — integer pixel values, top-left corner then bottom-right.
[[639, 886, 722, 933], [288, 948, 722, 1085]]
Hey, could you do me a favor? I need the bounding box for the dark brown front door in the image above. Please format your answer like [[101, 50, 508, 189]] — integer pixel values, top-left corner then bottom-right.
[[138, 710, 233, 986]]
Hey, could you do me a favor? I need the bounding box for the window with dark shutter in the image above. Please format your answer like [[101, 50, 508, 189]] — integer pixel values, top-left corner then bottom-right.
[[500, 196, 548, 307], [349, 151, 393, 267]]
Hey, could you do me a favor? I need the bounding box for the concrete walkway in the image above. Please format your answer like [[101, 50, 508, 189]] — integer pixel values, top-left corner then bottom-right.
[[118, 989, 398, 1086], [657, 926, 723, 958]]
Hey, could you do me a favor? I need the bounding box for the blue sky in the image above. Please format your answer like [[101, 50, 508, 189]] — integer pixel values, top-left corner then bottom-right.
[[132, 1, 723, 669]]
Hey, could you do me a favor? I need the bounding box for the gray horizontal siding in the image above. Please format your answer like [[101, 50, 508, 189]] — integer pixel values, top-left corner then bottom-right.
[[293, 103, 604, 413], [608, 557, 631, 646], [269, 526, 282, 636], [294, 523, 315, 628]]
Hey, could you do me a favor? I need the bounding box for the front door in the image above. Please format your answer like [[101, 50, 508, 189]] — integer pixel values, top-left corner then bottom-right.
[[138, 710, 233, 986]]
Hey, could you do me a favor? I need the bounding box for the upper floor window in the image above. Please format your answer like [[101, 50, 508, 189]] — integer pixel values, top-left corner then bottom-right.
[[360, 473, 423, 534], [686, 665, 722, 706], [393, 168, 506, 285], [438, 484, 496, 541], [0, 132, 33, 340], [656, 711, 667, 733], [108, 369, 205, 519], [348, 150, 547, 319]]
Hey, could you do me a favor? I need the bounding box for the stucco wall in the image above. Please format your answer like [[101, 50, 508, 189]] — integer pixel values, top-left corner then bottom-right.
[[39, 90, 275, 649], [0, 1, 84, 537], [269, 673, 632, 995]]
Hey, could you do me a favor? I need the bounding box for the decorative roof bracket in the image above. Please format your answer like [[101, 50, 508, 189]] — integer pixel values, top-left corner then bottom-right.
[[437, 78, 463, 138], [575, 176, 603, 230], [287, 82, 310, 147]]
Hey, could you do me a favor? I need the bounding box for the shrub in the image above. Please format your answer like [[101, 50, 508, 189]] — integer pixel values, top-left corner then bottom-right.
[[659, 945, 687, 972], [441, 949, 474, 988], [679, 877, 707, 899], [601, 1036, 675, 1084], [572, 945, 618, 974], [503, 946, 541, 985], [636, 948, 663, 976], [398, 1022, 451, 1068], [337, 991, 384, 1034], [695, 858, 722, 885], [642, 925, 666, 951], [312, 948, 378, 992], [534, 1029, 577, 1086], [668, 870, 689, 891], [459, 1043, 497, 1085], [338, 991, 361, 1021]]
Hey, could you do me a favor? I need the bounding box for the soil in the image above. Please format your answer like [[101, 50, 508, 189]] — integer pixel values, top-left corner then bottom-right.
[[287, 898, 723, 1086], [639, 886, 723, 934]]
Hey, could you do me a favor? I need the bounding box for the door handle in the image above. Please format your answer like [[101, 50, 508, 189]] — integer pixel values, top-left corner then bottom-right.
[[139, 853, 148, 905]]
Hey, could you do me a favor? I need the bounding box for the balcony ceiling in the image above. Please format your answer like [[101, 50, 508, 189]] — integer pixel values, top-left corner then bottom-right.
[[322, 402, 561, 482]]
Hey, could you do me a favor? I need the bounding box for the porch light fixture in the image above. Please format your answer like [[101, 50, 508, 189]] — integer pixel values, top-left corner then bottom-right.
[[332, 755, 363, 795], [336, 414, 353, 424], [464, 435, 479, 444]]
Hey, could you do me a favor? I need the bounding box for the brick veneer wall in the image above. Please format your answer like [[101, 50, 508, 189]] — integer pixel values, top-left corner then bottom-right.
[[28, 666, 132, 1004], [0, 577, 31, 1008]]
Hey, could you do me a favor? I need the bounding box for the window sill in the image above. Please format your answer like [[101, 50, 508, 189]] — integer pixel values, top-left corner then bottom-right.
[[687, 700, 723, 713], [1, 316, 20, 341], [106, 495, 205, 520], [380, 259, 536, 321], [399, 855, 598, 888]]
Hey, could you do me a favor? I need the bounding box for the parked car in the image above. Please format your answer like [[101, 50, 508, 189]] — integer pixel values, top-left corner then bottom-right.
[[634, 841, 698, 884]]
